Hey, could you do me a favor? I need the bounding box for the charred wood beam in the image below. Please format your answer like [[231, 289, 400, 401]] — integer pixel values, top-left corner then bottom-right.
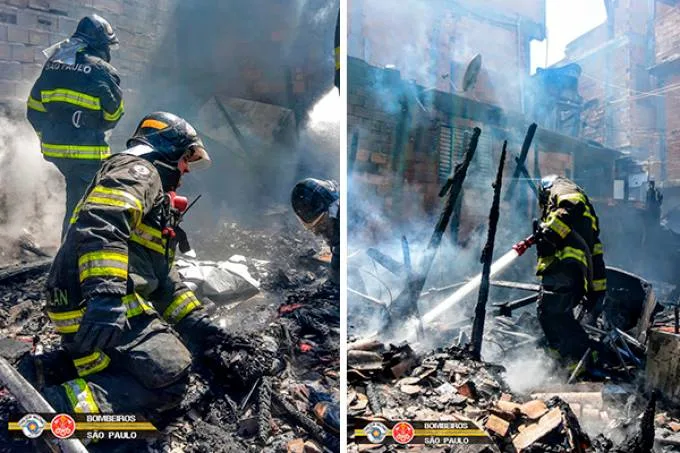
[[493, 294, 540, 316], [271, 392, 338, 452], [504, 123, 538, 201], [401, 236, 424, 340], [470, 141, 507, 360], [382, 128, 481, 334], [257, 376, 272, 444], [366, 248, 405, 276], [365, 382, 383, 416], [0, 258, 52, 286]]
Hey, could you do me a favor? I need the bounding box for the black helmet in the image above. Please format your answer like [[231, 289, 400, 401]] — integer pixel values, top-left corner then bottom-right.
[[291, 178, 339, 224], [538, 174, 558, 207], [127, 112, 210, 170], [73, 14, 119, 50]]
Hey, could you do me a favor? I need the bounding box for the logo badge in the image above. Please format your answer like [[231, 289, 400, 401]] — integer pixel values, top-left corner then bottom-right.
[[130, 164, 151, 178], [392, 421, 415, 444], [363, 421, 387, 444], [18, 414, 45, 438], [50, 414, 76, 439]]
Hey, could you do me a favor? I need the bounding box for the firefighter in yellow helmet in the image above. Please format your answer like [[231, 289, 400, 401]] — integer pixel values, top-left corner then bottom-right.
[[40, 112, 227, 415], [26, 14, 124, 238], [534, 175, 607, 363]]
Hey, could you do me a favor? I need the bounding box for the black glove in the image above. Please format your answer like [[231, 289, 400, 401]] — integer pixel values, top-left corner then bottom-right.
[[73, 296, 128, 353], [175, 311, 225, 356], [535, 231, 557, 256]]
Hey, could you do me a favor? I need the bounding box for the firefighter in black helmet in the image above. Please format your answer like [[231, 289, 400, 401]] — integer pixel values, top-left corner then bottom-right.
[[39, 112, 231, 416], [26, 14, 124, 238], [292, 178, 340, 284], [534, 175, 607, 367]]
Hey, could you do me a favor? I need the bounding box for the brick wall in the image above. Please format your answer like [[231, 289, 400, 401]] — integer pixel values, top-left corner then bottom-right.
[[0, 0, 178, 117], [348, 0, 544, 113]]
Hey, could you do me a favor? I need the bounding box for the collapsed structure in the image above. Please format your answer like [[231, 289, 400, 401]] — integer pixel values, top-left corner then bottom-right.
[[347, 2, 680, 449]]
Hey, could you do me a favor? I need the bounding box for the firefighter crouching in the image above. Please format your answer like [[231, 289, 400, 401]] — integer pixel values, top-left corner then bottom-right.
[[533, 175, 607, 364], [26, 14, 124, 238], [291, 178, 340, 285], [39, 112, 226, 415]]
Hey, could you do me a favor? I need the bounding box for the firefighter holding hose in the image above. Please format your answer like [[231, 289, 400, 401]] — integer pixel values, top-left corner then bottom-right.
[[515, 175, 607, 364]]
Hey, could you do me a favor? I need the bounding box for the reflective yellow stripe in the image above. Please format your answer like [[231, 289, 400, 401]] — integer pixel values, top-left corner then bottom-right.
[[103, 99, 124, 121], [556, 192, 598, 231], [62, 378, 100, 413], [27, 95, 47, 112], [335, 46, 340, 70], [122, 293, 154, 317], [89, 186, 143, 212], [555, 246, 588, 268], [41, 88, 101, 110], [543, 212, 571, 239], [78, 251, 128, 283], [556, 193, 587, 205], [592, 278, 607, 292], [583, 208, 598, 232], [82, 186, 143, 226], [47, 309, 85, 334], [131, 223, 167, 254], [593, 243, 603, 255], [73, 350, 110, 377], [163, 291, 201, 324], [69, 200, 84, 224], [41, 143, 110, 160]]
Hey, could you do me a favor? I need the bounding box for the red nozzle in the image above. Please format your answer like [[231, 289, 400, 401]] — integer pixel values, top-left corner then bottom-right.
[[167, 191, 189, 213], [512, 234, 536, 256]]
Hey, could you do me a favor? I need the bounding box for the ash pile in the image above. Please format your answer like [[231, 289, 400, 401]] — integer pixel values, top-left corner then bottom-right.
[[0, 221, 339, 453], [347, 125, 680, 452]]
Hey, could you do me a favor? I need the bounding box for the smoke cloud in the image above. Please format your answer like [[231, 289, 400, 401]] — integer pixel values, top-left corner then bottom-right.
[[0, 116, 64, 264]]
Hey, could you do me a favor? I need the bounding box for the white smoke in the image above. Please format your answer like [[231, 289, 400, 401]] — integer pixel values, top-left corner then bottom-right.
[[0, 117, 64, 264]]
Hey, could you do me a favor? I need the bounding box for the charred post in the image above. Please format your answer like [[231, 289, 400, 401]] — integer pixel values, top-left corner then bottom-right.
[[504, 123, 538, 201], [382, 127, 481, 333], [470, 141, 507, 360]]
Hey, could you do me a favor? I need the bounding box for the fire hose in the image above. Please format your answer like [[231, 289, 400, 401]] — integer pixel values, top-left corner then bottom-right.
[[0, 356, 89, 453]]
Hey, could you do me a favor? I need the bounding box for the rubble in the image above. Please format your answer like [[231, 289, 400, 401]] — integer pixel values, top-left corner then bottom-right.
[[0, 222, 339, 453]]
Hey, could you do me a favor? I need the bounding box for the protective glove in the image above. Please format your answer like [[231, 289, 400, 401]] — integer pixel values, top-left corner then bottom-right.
[[535, 231, 557, 256], [582, 292, 606, 325], [73, 296, 128, 353], [174, 311, 226, 357]]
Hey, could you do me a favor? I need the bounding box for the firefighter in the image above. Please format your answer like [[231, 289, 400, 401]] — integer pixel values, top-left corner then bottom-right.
[[291, 178, 340, 285], [26, 14, 124, 238], [40, 112, 226, 415], [534, 175, 607, 363]]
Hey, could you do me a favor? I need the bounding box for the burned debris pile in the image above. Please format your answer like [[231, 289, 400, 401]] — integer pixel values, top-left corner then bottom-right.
[[347, 339, 680, 452], [0, 222, 339, 453]]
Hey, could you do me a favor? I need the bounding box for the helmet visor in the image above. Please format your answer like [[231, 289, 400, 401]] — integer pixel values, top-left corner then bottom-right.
[[186, 144, 211, 171]]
